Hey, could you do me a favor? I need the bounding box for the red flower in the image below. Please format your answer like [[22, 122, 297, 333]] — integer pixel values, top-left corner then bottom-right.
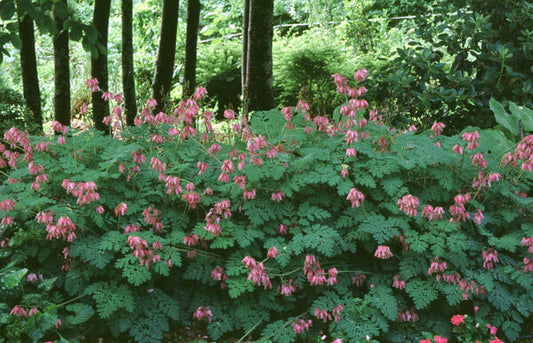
[[451, 314, 464, 326]]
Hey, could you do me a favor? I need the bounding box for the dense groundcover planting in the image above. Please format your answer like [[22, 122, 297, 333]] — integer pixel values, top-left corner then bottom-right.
[[0, 73, 532, 343]]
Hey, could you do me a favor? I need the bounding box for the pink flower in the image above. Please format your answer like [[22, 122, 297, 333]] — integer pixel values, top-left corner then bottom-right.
[[452, 144, 464, 154], [431, 122, 446, 136], [392, 275, 405, 290], [482, 248, 499, 269], [486, 324, 498, 336], [114, 202, 128, 216], [397, 194, 419, 217], [223, 109, 235, 119], [193, 306, 213, 323], [474, 209, 484, 224], [271, 191, 285, 202], [434, 336, 448, 343], [267, 246, 278, 258], [451, 314, 464, 326], [10, 305, 28, 317], [346, 188, 365, 208], [346, 148, 357, 157], [354, 69, 368, 83], [374, 245, 393, 259], [221, 159, 234, 173]]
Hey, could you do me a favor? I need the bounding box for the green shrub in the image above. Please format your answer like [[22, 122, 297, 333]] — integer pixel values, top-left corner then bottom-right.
[[274, 29, 354, 116], [0, 87, 28, 132], [366, 0, 533, 133], [0, 73, 532, 342], [196, 39, 241, 119]]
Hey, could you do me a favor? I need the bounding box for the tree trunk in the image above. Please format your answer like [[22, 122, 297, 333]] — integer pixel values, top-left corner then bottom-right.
[[53, 0, 70, 128], [246, 0, 274, 112], [182, 0, 201, 99], [122, 0, 137, 126], [91, 0, 111, 132], [241, 0, 250, 115], [16, 0, 42, 133], [151, 0, 179, 114]]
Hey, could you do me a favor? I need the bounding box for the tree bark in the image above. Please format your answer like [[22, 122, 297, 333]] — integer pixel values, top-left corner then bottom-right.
[[91, 0, 111, 132], [122, 0, 137, 126], [241, 0, 250, 115], [16, 0, 42, 132], [53, 0, 70, 128], [246, 0, 274, 112], [151, 0, 179, 114], [182, 0, 201, 99]]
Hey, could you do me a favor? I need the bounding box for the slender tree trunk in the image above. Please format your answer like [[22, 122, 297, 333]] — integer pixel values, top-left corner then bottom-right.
[[241, 0, 250, 115], [182, 0, 201, 99], [92, 0, 111, 132], [246, 0, 274, 112], [53, 0, 70, 128], [122, 0, 137, 126], [16, 0, 42, 132], [151, 0, 179, 114]]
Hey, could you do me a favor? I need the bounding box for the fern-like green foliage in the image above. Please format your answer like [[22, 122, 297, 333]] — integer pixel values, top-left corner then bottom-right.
[[1, 75, 532, 342]]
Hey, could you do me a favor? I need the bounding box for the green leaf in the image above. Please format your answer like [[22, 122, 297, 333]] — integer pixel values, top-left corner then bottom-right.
[[227, 276, 254, 298], [260, 320, 296, 343], [85, 282, 135, 318], [1, 268, 27, 289], [490, 98, 519, 136], [65, 303, 94, 325], [405, 280, 438, 309], [509, 102, 533, 132]]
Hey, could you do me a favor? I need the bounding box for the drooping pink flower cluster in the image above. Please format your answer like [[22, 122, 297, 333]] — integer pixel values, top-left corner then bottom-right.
[[521, 237, 533, 253], [431, 122, 446, 136], [114, 202, 128, 217], [193, 306, 212, 323], [482, 248, 499, 269], [267, 246, 278, 258], [421, 205, 445, 221], [502, 135, 533, 171], [183, 233, 199, 258], [352, 273, 366, 286], [271, 191, 285, 202], [346, 188, 365, 208], [293, 319, 313, 334], [472, 170, 502, 190], [143, 206, 163, 232], [462, 131, 480, 150], [523, 257, 533, 272], [471, 153, 487, 168], [457, 279, 485, 300], [392, 275, 406, 290], [428, 257, 447, 276], [242, 256, 272, 289], [0, 199, 15, 212], [149, 157, 166, 173], [10, 305, 39, 318], [211, 266, 228, 289], [397, 308, 419, 322], [163, 175, 183, 195], [62, 179, 100, 205], [397, 194, 419, 217], [374, 245, 393, 259], [314, 304, 343, 323], [449, 193, 471, 223], [45, 216, 77, 242], [50, 121, 69, 134], [302, 255, 338, 286], [26, 273, 43, 284], [279, 279, 297, 296], [127, 236, 161, 268], [0, 199, 15, 226]]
